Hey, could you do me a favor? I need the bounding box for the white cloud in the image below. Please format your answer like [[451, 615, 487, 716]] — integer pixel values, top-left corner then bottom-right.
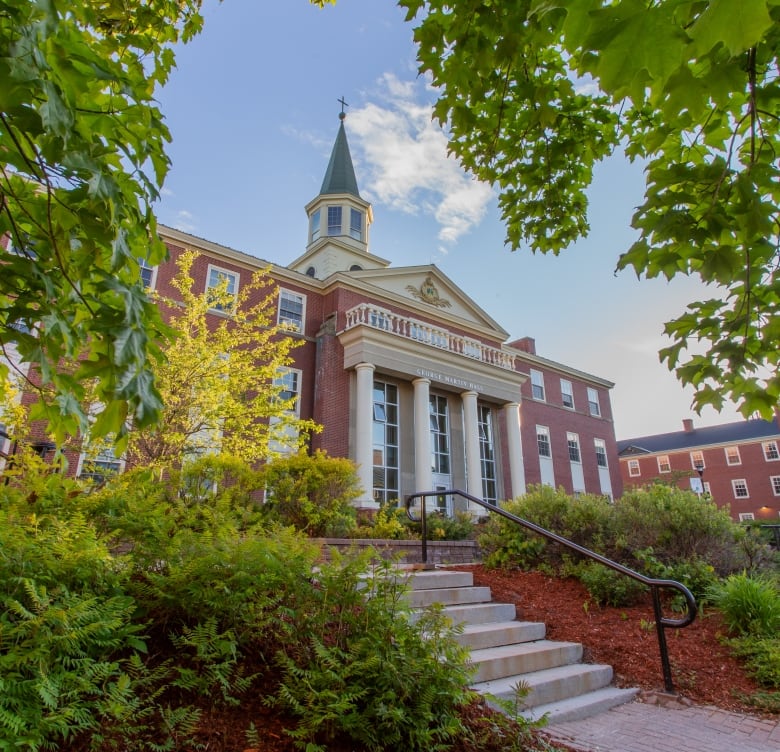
[[347, 74, 494, 254], [171, 209, 197, 234]]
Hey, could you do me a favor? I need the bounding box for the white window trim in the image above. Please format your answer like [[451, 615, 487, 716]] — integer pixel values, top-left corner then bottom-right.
[[771, 476, 780, 496], [205, 264, 239, 313], [274, 367, 302, 417], [594, 438, 608, 468], [530, 369, 545, 402], [731, 478, 749, 499], [560, 379, 575, 410], [763, 441, 780, 461], [690, 451, 705, 471], [657, 455, 671, 473], [277, 289, 307, 333], [724, 446, 741, 466], [587, 387, 601, 417], [566, 431, 581, 464], [738, 512, 755, 522], [536, 424, 551, 458], [628, 459, 640, 477], [138, 258, 158, 290]]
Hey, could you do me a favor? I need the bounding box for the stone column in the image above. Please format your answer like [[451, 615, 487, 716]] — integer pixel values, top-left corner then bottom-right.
[[412, 377, 432, 493], [504, 401, 526, 498], [461, 390, 482, 500], [355, 363, 376, 507]]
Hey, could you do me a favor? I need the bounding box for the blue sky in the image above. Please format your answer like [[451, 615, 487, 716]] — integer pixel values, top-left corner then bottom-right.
[[155, 0, 743, 440]]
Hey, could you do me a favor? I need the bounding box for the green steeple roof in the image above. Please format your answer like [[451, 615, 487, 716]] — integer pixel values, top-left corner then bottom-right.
[[319, 114, 361, 198]]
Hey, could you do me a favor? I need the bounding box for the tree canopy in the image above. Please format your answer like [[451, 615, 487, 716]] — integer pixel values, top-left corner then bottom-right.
[[0, 0, 205, 446], [397, 0, 780, 419]]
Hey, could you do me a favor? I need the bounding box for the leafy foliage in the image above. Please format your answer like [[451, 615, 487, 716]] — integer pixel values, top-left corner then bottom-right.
[[260, 450, 360, 537], [124, 251, 319, 469], [707, 572, 780, 637], [399, 0, 780, 418], [273, 558, 474, 751], [0, 0, 206, 445]]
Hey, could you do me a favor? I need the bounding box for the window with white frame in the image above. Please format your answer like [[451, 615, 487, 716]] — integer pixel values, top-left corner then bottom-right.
[[628, 459, 640, 477], [594, 438, 608, 468], [349, 208, 363, 240], [478, 405, 497, 504], [732, 479, 749, 498], [587, 387, 601, 417], [690, 451, 705, 470], [429, 394, 451, 475], [657, 455, 671, 473], [206, 265, 238, 312], [771, 476, 780, 496], [138, 257, 157, 289], [530, 369, 545, 401], [537, 425, 551, 458], [79, 443, 123, 483], [739, 512, 755, 522], [703, 481, 711, 495], [372, 381, 399, 504], [269, 368, 302, 456], [278, 289, 305, 332], [310, 209, 321, 242], [566, 432, 581, 463], [327, 205, 342, 235], [561, 379, 574, 409], [763, 441, 780, 461], [724, 446, 741, 465]]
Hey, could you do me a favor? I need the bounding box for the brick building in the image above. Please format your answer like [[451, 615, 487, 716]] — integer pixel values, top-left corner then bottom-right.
[[2, 114, 623, 510], [617, 417, 780, 521]]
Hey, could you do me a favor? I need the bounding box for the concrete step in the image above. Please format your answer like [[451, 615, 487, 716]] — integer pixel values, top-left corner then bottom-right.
[[408, 568, 639, 725], [473, 662, 613, 708], [442, 601, 517, 625], [457, 620, 546, 650], [523, 685, 640, 724], [406, 569, 474, 590], [409, 585, 492, 608], [470, 640, 583, 683]]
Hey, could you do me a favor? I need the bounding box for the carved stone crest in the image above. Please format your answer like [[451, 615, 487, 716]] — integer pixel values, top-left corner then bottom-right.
[[406, 275, 451, 308]]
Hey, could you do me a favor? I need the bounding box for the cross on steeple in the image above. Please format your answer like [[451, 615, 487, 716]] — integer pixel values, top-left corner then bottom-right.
[[338, 96, 349, 120]]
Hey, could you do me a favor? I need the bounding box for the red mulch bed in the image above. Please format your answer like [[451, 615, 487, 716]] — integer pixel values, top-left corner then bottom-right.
[[81, 566, 776, 751]]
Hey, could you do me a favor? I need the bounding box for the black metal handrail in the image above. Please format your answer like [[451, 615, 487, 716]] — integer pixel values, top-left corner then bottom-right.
[[405, 489, 697, 693]]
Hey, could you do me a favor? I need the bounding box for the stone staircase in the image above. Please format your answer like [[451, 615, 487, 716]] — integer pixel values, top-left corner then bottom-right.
[[408, 568, 639, 723]]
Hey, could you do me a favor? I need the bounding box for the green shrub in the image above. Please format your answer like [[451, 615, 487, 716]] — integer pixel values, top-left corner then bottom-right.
[[274, 558, 474, 751], [427, 510, 475, 541], [260, 450, 360, 537], [613, 486, 740, 574], [707, 573, 780, 637], [576, 562, 647, 607], [478, 486, 613, 570], [354, 503, 419, 540], [727, 637, 780, 689]]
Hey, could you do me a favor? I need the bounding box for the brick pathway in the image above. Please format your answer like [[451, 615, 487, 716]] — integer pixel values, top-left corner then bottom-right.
[[543, 700, 780, 752]]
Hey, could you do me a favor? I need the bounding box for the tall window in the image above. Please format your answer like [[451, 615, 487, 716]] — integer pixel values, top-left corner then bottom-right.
[[628, 459, 640, 477], [771, 476, 780, 496], [763, 441, 779, 461], [732, 479, 749, 498], [79, 444, 123, 483], [657, 455, 671, 473], [350, 208, 363, 240], [594, 438, 608, 468], [372, 381, 399, 504], [690, 451, 705, 470], [587, 387, 601, 417], [310, 209, 321, 242], [477, 405, 497, 504], [536, 425, 551, 458], [278, 290, 305, 332], [206, 265, 238, 312], [566, 432, 581, 463], [724, 446, 741, 465], [429, 394, 450, 475], [530, 369, 545, 401], [560, 379, 574, 409], [269, 368, 302, 456], [327, 205, 342, 235], [138, 257, 156, 289]]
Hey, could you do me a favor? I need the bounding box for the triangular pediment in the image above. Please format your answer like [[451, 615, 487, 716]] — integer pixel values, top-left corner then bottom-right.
[[337, 264, 509, 340]]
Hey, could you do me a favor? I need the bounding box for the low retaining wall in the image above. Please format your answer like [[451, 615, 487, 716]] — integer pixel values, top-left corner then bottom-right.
[[314, 538, 481, 566]]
